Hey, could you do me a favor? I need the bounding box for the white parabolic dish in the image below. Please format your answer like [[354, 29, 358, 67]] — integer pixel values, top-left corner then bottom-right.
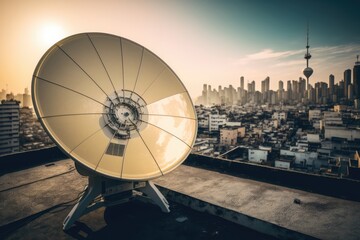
[[32, 32, 197, 180]]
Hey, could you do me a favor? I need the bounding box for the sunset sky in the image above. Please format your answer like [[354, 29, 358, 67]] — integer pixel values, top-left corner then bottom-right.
[[1, 0, 359, 99]]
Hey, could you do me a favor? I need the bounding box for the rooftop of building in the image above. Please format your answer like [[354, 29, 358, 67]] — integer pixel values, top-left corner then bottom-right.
[[1, 148, 360, 239], [0, 156, 273, 240], [0, 100, 20, 105]]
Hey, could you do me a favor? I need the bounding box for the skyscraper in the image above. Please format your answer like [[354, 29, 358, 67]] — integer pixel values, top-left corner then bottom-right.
[[278, 80, 284, 102], [292, 80, 299, 101], [23, 88, 31, 107], [248, 81, 255, 94], [202, 84, 208, 105], [265, 76, 270, 92], [261, 79, 266, 94], [279, 80, 284, 91], [260, 77, 270, 102], [344, 69, 351, 99], [329, 74, 335, 96], [287, 80, 292, 101], [298, 77, 306, 99], [240, 76, 244, 90], [339, 80, 345, 99], [353, 55, 360, 99], [314, 82, 328, 104], [348, 84, 354, 100]]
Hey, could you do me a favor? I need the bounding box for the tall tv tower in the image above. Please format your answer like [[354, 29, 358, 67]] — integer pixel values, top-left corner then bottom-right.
[[303, 24, 313, 90]]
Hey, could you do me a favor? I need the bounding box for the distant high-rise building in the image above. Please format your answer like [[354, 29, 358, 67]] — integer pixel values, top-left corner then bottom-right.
[[353, 55, 360, 98], [344, 69, 351, 99], [23, 88, 31, 107], [203, 84, 207, 92], [279, 80, 284, 91], [260, 77, 267, 102], [287, 80, 292, 101], [339, 80, 345, 99], [265, 76, 270, 92], [240, 76, 244, 90], [308, 86, 316, 103], [207, 85, 212, 105], [201, 84, 208, 105], [299, 77, 306, 98], [269, 90, 276, 105], [0, 100, 20, 155], [264, 76, 270, 102], [315, 82, 328, 104], [348, 84, 354, 100], [278, 81, 284, 102], [292, 80, 299, 101], [248, 81, 255, 94], [315, 82, 321, 104], [321, 82, 328, 104], [329, 74, 335, 96]]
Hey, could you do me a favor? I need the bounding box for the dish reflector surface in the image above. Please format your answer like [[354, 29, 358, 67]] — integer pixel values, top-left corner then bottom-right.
[[32, 33, 197, 180]]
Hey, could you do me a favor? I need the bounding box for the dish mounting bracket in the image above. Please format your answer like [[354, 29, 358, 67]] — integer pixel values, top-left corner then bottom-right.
[[63, 163, 170, 231]]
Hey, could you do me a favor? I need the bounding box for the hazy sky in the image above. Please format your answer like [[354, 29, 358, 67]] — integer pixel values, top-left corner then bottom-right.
[[1, 0, 359, 98]]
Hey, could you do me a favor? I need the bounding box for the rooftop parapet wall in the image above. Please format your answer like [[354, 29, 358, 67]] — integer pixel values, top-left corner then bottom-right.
[[1, 148, 360, 201], [0, 146, 66, 173], [185, 154, 360, 201]]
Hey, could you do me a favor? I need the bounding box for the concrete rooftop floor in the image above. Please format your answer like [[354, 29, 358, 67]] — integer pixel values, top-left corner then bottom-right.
[[154, 164, 360, 240], [1, 157, 360, 239], [0, 158, 274, 240]]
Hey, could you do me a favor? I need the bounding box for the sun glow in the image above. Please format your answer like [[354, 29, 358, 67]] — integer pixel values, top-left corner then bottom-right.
[[38, 23, 65, 47]]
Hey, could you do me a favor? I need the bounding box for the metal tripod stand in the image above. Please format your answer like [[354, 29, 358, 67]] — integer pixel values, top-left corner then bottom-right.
[[63, 163, 170, 230]]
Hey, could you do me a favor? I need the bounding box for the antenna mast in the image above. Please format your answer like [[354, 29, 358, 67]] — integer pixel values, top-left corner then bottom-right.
[[303, 22, 314, 91]]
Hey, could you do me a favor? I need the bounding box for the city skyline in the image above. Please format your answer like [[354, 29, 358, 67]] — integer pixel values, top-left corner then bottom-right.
[[1, 0, 360, 98], [198, 57, 360, 106]]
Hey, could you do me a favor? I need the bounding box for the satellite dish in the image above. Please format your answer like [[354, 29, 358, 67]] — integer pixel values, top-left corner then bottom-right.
[[32, 33, 197, 230], [32, 32, 197, 180]]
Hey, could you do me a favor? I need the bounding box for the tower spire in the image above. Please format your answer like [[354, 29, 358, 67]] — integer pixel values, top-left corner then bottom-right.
[[305, 23, 310, 67], [303, 23, 313, 91]]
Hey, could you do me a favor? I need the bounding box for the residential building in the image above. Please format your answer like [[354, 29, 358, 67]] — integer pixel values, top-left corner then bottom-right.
[[275, 156, 294, 170], [280, 149, 318, 167], [272, 111, 287, 121], [248, 149, 268, 164], [325, 126, 360, 141], [220, 128, 238, 146], [0, 100, 20, 155], [208, 114, 227, 132]]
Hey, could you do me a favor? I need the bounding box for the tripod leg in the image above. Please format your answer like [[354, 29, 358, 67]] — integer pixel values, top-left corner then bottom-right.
[[63, 176, 101, 230], [141, 181, 170, 213]]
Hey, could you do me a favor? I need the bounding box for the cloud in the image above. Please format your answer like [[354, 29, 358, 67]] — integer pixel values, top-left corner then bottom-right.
[[234, 48, 303, 65], [234, 43, 360, 66], [312, 44, 359, 54], [247, 48, 303, 60]]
